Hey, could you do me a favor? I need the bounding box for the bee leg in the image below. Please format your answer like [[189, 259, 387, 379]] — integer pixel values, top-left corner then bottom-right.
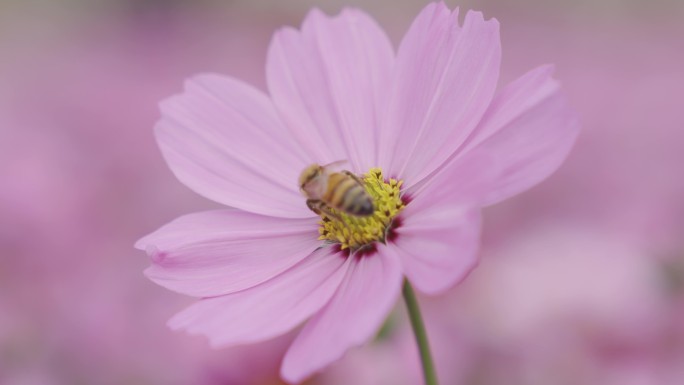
[[309, 199, 357, 248], [307, 199, 346, 223], [321, 207, 345, 223], [306, 199, 323, 215], [341, 170, 364, 185], [307, 199, 333, 219]]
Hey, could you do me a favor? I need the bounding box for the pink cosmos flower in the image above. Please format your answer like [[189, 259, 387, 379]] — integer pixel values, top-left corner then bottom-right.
[[137, 2, 579, 382]]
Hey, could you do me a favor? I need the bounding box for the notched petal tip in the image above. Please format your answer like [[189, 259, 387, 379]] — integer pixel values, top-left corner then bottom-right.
[[464, 9, 500, 32], [272, 25, 300, 39], [166, 311, 188, 331], [426, 1, 453, 21], [133, 222, 164, 252], [337, 7, 368, 20], [157, 94, 184, 116], [300, 7, 354, 35], [304, 6, 326, 18], [170, 326, 225, 350], [302, 6, 379, 34], [429, 1, 450, 13], [405, 1, 451, 33], [306, 5, 368, 20], [133, 238, 146, 251], [134, 231, 162, 252], [530, 64, 561, 90], [464, 9, 484, 23], [144, 245, 168, 263], [267, 25, 301, 58], [529, 64, 560, 85]]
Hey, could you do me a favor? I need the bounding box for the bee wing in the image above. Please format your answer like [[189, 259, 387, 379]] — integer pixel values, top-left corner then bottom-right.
[[321, 159, 348, 172]]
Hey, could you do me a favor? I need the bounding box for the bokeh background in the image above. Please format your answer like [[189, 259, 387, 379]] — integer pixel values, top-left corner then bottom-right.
[[1, 0, 683, 384]]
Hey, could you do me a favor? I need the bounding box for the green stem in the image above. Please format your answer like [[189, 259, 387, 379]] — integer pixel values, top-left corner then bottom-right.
[[402, 279, 439, 385]]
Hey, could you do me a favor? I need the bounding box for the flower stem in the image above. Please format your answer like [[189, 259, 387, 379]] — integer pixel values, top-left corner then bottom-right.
[[402, 279, 439, 385]]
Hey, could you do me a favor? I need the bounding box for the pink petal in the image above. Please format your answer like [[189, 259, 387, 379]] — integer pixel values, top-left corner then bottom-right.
[[156, 74, 314, 218], [281, 249, 403, 383], [458, 65, 580, 206], [405, 147, 497, 206], [266, 8, 394, 172], [377, 4, 501, 187], [168, 247, 350, 348], [136, 210, 320, 297], [394, 172, 482, 294]]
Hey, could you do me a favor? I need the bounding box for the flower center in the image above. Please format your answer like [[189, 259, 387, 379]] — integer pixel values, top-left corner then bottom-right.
[[318, 168, 405, 252]]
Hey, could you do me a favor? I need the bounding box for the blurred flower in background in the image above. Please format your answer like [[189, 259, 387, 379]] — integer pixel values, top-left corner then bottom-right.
[[1, 0, 683, 384], [1, 2, 295, 384]]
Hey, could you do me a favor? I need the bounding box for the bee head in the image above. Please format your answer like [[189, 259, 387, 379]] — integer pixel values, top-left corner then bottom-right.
[[298, 164, 324, 196]]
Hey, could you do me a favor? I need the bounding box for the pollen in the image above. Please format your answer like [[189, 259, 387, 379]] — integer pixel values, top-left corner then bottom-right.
[[318, 168, 405, 252]]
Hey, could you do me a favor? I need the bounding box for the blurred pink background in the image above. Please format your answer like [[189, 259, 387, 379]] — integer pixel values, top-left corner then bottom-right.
[[1, 0, 683, 384]]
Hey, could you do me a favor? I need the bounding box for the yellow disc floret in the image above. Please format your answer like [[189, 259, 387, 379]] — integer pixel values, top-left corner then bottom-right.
[[318, 168, 405, 252]]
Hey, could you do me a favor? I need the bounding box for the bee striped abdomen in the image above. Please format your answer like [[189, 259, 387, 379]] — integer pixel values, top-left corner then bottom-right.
[[323, 173, 374, 217]]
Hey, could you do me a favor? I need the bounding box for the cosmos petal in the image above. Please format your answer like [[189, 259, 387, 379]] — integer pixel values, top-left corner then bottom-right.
[[156, 74, 314, 218], [136, 210, 320, 297], [457, 65, 580, 206], [281, 248, 403, 383], [266, 7, 394, 173], [395, 173, 482, 294], [377, 4, 501, 188], [167, 247, 350, 348]]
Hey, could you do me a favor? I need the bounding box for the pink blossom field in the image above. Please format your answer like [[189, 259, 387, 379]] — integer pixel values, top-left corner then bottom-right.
[[1, 1, 683, 384]]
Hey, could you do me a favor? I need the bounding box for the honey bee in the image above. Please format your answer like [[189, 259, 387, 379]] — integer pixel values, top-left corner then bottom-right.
[[299, 162, 374, 218]]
